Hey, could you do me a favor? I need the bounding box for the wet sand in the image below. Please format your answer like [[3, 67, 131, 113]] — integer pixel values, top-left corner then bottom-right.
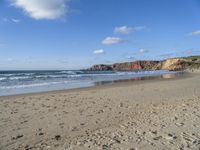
[[0, 72, 200, 150]]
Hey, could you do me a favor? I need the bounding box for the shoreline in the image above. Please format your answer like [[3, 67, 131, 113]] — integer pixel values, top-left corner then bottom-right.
[[0, 71, 189, 98], [0, 71, 200, 150]]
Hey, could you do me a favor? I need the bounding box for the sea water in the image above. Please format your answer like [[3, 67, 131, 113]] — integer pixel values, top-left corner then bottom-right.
[[0, 70, 178, 96]]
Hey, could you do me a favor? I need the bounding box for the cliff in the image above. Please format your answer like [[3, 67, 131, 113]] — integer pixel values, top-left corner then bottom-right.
[[112, 61, 161, 71], [161, 58, 185, 71], [88, 56, 200, 71], [89, 64, 113, 71]]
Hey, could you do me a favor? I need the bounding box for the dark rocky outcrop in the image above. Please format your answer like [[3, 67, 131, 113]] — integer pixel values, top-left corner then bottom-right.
[[89, 64, 113, 71]]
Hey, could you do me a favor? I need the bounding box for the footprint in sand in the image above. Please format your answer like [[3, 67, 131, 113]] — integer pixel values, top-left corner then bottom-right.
[[11, 134, 24, 140], [181, 132, 200, 144], [153, 136, 162, 141], [164, 133, 177, 140], [175, 122, 184, 127]]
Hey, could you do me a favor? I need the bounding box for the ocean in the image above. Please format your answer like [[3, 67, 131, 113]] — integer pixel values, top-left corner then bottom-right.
[[0, 70, 178, 96]]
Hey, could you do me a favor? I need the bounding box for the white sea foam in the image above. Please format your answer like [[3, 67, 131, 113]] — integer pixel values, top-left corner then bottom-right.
[[0, 81, 68, 89], [0, 77, 7, 81], [0, 70, 176, 96], [34, 75, 49, 78], [58, 70, 83, 74], [9, 76, 31, 80]]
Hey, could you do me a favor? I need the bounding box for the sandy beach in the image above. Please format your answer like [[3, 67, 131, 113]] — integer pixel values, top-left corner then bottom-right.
[[0, 72, 200, 150]]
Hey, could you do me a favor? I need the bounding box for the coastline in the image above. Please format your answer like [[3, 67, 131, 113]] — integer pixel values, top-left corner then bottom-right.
[[0, 70, 177, 97], [0, 71, 187, 98], [0, 71, 200, 149]]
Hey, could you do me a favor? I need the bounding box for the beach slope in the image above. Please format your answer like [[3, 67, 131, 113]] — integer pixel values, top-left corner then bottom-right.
[[0, 72, 200, 150]]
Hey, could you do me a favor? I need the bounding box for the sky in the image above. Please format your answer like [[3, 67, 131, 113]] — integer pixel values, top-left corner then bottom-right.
[[0, 0, 200, 70]]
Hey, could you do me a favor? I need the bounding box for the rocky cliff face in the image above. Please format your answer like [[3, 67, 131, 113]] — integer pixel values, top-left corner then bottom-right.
[[161, 58, 185, 71], [112, 61, 161, 71], [88, 61, 161, 71], [89, 64, 113, 71], [88, 56, 200, 71]]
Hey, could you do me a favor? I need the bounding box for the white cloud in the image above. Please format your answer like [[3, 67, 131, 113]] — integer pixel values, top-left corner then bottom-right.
[[126, 55, 135, 60], [114, 26, 133, 34], [11, 18, 20, 23], [102, 37, 124, 45], [93, 49, 105, 54], [1, 17, 20, 23], [114, 26, 146, 34], [11, 0, 69, 20], [190, 30, 200, 36], [139, 48, 149, 53]]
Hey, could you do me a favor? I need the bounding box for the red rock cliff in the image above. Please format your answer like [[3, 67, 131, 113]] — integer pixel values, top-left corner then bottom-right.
[[112, 61, 161, 70], [87, 56, 200, 71]]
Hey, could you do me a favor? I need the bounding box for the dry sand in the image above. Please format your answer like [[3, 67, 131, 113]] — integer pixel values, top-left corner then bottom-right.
[[0, 72, 200, 150]]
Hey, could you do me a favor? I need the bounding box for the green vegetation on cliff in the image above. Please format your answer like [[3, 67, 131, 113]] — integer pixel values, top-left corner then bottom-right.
[[182, 56, 200, 70]]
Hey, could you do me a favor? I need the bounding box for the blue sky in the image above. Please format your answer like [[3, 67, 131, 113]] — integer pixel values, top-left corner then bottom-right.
[[0, 0, 200, 70]]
